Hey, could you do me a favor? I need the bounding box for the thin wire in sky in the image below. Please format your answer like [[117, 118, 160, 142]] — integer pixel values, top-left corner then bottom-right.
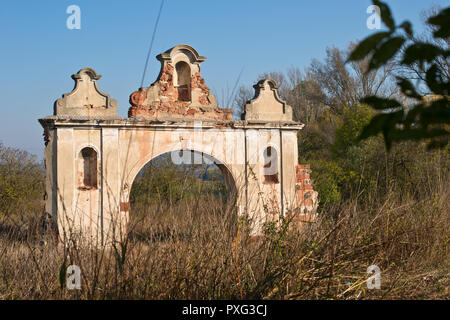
[[140, 0, 165, 88], [227, 66, 245, 108]]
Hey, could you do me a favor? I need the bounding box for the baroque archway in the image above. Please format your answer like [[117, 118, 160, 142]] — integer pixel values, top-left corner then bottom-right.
[[39, 45, 318, 245]]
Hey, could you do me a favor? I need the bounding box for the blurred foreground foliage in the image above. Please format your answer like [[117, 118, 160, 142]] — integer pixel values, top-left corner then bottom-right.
[[348, 1, 449, 150]]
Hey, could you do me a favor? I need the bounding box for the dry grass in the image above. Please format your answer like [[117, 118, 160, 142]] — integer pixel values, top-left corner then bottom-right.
[[0, 181, 448, 300]]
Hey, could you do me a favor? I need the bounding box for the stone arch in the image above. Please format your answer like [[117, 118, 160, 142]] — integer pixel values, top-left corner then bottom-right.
[[126, 147, 238, 204], [123, 135, 243, 196], [122, 147, 239, 236]]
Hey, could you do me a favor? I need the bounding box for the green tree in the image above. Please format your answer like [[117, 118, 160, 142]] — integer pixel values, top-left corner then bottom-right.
[[0, 142, 44, 216], [333, 104, 373, 156]]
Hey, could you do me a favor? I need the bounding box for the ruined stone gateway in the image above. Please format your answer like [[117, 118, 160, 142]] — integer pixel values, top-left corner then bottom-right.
[[39, 45, 318, 245]]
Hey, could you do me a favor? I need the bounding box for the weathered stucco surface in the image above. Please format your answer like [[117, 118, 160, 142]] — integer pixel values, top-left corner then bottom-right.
[[39, 45, 317, 245]]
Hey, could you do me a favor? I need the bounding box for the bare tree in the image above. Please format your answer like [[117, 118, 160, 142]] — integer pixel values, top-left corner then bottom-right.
[[233, 67, 329, 123], [308, 44, 395, 114], [256, 68, 328, 123], [232, 85, 253, 119], [234, 41, 396, 122]]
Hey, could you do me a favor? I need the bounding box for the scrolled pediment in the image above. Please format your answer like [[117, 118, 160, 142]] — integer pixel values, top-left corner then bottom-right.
[[244, 78, 293, 121], [54, 68, 117, 117]]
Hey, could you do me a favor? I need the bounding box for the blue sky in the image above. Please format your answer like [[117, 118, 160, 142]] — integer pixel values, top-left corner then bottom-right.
[[0, 0, 447, 158]]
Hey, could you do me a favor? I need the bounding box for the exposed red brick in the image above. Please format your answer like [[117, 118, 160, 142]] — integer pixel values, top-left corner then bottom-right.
[[191, 71, 208, 92], [198, 95, 210, 105], [186, 108, 198, 115], [160, 63, 174, 83], [192, 71, 211, 106], [129, 90, 147, 108], [296, 164, 316, 208], [120, 202, 130, 212], [128, 56, 233, 120]]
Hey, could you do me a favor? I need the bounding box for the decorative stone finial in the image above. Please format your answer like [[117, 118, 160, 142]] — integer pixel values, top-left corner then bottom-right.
[[243, 79, 293, 121], [54, 68, 118, 118]]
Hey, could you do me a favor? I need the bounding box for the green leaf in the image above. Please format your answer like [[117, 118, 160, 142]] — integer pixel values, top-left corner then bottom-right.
[[420, 99, 450, 125], [399, 21, 413, 37], [382, 111, 405, 150], [361, 96, 402, 110], [396, 78, 422, 100], [427, 7, 450, 27], [427, 7, 450, 39], [404, 103, 424, 127], [389, 128, 446, 141], [402, 43, 444, 65], [433, 23, 450, 39], [425, 64, 447, 95], [373, 0, 395, 30], [369, 37, 405, 70], [359, 110, 404, 150], [359, 113, 389, 139], [347, 32, 391, 62], [390, 128, 423, 141]]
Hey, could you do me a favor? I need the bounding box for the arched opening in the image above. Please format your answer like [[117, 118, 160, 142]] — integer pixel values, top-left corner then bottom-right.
[[78, 147, 98, 190], [263, 146, 279, 184], [175, 61, 191, 101], [128, 150, 237, 243]]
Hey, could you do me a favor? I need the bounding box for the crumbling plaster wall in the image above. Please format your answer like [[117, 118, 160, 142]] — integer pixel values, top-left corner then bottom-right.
[[128, 45, 230, 120], [45, 122, 302, 244]]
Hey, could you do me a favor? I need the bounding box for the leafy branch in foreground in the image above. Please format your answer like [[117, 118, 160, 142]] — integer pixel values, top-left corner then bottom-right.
[[348, 0, 449, 150]]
